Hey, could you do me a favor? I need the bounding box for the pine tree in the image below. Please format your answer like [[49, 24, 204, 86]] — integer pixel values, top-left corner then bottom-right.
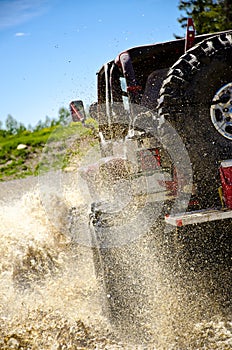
[[177, 0, 232, 35]]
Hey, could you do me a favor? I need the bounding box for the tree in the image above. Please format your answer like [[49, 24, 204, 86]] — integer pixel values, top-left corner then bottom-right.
[[0, 120, 7, 137], [5, 114, 19, 134], [220, 0, 232, 29], [44, 116, 52, 128], [57, 107, 70, 126], [27, 124, 33, 132], [17, 122, 26, 134], [5, 114, 27, 134], [177, 0, 232, 35], [34, 119, 45, 131]]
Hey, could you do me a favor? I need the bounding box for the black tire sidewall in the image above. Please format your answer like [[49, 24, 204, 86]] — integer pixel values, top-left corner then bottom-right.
[[161, 41, 232, 207]]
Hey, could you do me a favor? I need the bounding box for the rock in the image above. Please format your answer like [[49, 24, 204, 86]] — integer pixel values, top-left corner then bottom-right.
[[17, 144, 27, 150], [7, 337, 20, 349], [63, 166, 76, 173]]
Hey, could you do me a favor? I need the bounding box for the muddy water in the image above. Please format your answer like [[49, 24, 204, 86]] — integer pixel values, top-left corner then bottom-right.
[[0, 175, 231, 349]]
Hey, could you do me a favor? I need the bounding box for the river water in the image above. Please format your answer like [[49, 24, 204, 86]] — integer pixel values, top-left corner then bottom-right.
[[0, 174, 231, 349]]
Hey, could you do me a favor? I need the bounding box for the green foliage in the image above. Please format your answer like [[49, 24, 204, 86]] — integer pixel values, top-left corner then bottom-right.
[[0, 107, 71, 134], [4, 114, 27, 135], [0, 105, 99, 180], [84, 117, 99, 129], [5, 115, 20, 134], [177, 0, 232, 35], [0, 119, 98, 181], [38, 121, 98, 173], [32, 108, 71, 131], [0, 126, 54, 162], [58, 107, 71, 126]]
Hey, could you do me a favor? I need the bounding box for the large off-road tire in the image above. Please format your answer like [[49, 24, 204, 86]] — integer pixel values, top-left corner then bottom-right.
[[158, 32, 232, 208], [90, 200, 172, 344], [157, 33, 232, 316], [141, 68, 169, 110]]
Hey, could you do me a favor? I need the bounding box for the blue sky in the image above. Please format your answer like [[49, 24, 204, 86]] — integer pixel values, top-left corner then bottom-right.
[[0, 0, 183, 128]]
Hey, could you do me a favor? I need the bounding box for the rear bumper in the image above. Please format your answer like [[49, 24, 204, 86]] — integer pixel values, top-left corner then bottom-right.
[[165, 208, 232, 227]]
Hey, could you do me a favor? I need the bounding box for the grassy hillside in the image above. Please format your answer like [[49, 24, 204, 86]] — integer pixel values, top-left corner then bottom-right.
[[0, 119, 98, 181]]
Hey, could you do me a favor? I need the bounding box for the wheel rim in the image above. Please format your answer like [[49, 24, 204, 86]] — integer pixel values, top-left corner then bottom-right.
[[210, 82, 232, 140]]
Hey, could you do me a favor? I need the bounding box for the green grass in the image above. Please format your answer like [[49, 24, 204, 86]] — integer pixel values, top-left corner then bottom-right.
[[0, 119, 98, 181]]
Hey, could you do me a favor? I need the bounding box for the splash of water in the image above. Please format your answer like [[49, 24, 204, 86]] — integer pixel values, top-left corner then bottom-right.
[[0, 178, 231, 349]]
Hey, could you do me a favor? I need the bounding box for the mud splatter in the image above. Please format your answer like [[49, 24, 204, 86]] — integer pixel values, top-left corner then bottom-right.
[[0, 176, 231, 349]]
